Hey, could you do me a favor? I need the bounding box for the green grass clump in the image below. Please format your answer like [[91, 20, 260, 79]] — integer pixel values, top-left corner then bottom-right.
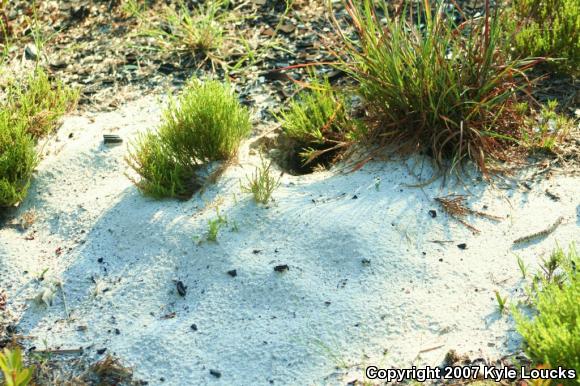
[[206, 210, 228, 242], [0, 113, 37, 207], [0, 68, 77, 207], [159, 80, 251, 163], [514, 246, 579, 384], [125, 132, 194, 199], [7, 69, 78, 139], [510, 0, 579, 75], [277, 77, 363, 167], [127, 80, 251, 199], [336, 0, 537, 174]]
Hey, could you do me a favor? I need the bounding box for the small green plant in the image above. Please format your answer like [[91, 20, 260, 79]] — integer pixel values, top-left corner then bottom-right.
[[510, 0, 579, 74], [207, 209, 227, 242], [516, 254, 528, 278], [495, 290, 508, 314], [240, 158, 281, 204], [0, 347, 34, 386], [535, 246, 568, 285], [523, 100, 575, 152], [121, 0, 148, 18], [514, 246, 579, 384], [127, 80, 251, 198], [335, 0, 538, 174], [277, 76, 363, 168]]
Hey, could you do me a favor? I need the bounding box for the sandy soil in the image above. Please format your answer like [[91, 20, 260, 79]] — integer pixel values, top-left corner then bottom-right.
[[1, 95, 579, 385]]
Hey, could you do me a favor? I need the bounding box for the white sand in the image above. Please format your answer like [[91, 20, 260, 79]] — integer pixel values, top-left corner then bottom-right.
[[1, 95, 578, 385]]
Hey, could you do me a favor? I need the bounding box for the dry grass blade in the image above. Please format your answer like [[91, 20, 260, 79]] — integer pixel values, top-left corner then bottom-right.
[[435, 194, 502, 233], [88, 355, 133, 384]]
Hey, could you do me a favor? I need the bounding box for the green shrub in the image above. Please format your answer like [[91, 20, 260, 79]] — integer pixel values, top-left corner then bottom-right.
[[515, 246, 579, 384], [277, 77, 364, 167], [511, 0, 579, 74], [335, 0, 537, 174], [0, 113, 37, 207], [0, 68, 77, 207], [7, 68, 78, 139], [126, 132, 194, 199], [160, 80, 251, 163], [127, 80, 251, 199]]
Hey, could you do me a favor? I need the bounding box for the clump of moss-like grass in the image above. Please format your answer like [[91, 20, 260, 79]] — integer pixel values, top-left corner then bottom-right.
[[514, 245, 579, 385], [509, 0, 579, 75], [276, 76, 365, 174], [0, 113, 37, 207], [127, 79, 251, 199], [6, 69, 79, 139], [0, 68, 77, 207]]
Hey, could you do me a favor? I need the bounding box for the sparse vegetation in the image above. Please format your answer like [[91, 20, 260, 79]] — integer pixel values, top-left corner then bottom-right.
[[516, 254, 528, 278], [335, 0, 539, 174], [495, 290, 508, 314], [0, 347, 34, 386], [127, 80, 251, 198], [136, 0, 228, 62], [524, 100, 576, 152], [277, 76, 364, 168], [510, 0, 579, 74], [515, 246, 579, 384], [241, 158, 281, 204], [207, 209, 228, 242]]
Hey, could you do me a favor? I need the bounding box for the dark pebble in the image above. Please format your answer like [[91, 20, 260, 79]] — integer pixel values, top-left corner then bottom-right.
[[97, 257, 104, 263], [227, 269, 237, 277], [176, 281, 187, 297], [96, 348, 107, 355], [103, 134, 123, 144], [428, 210, 437, 218], [274, 264, 289, 272], [457, 243, 467, 250], [209, 369, 221, 378], [191, 324, 198, 331]]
